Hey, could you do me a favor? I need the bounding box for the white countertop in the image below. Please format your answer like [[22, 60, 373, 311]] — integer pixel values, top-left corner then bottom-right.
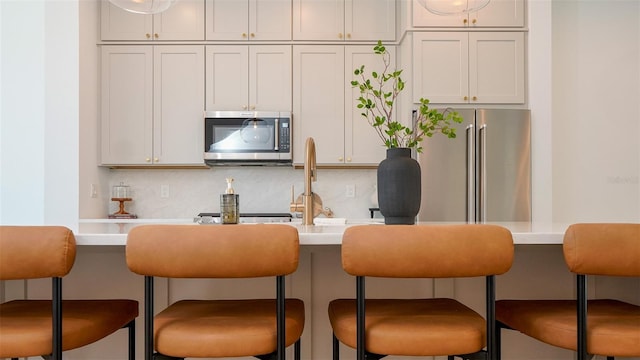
[[77, 219, 567, 246]]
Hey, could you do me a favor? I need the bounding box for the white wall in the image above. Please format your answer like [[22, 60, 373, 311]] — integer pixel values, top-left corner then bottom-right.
[[0, 0, 79, 230], [551, 0, 640, 223]]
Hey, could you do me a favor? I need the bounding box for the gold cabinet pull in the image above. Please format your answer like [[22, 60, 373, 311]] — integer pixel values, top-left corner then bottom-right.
[[463, 19, 468, 25], [464, 96, 468, 101], [346, 157, 352, 162], [472, 96, 478, 101], [338, 33, 343, 39], [472, 18, 477, 25], [145, 158, 151, 162], [242, 33, 247, 38], [154, 33, 159, 39], [146, 33, 151, 39], [154, 157, 159, 162], [250, 33, 255, 38], [338, 156, 344, 162], [346, 33, 351, 39]]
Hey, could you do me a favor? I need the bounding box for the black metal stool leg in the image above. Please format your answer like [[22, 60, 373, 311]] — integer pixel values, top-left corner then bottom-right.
[[294, 339, 301, 360], [127, 319, 136, 360], [332, 333, 340, 360]]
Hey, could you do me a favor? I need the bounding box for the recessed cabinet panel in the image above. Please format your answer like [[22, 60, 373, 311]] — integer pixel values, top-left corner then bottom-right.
[[413, 31, 524, 104], [206, 45, 291, 111], [101, 47, 153, 164], [205, 46, 250, 110], [101, 46, 205, 166], [412, 0, 524, 28], [101, 0, 205, 41], [413, 33, 469, 104], [293, 0, 394, 41], [469, 32, 525, 104], [153, 46, 205, 164], [206, 0, 291, 40], [293, 46, 345, 164]]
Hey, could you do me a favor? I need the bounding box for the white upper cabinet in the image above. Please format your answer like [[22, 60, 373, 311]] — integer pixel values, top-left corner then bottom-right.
[[101, 46, 205, 165], [101, 0, 205, 41], [205, 0, 292, 40], [293, 0, 395, 41], [206, 45, 292, 111], [412, 0, 525, 28], [293, 45, 393, 166], [413, 32, 525, 104]]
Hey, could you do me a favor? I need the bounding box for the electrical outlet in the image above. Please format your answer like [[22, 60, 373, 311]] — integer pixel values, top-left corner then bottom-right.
[[90, 184, 98, 198], [345, 184, 356, 198], [160, 185, 170, 198]]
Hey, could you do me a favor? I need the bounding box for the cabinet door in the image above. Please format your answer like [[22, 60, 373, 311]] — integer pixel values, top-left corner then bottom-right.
[[413, 32, 469, 104], [250, 46, 292, 111], [154, 0, 205, 40], [412, 0, 524, 27], [205, 46, 249, 110], [346, 0, 396, 41], [101, 46, 153, 165], [474, 0, 524, 27], [153, 46, 205, 165], [250, 0, 292, 40], [469, 32, 525, 104], [293, 46, 345, 165], [101, 1, 153, 41], [205, 0, 249, 40], [345, 46, 395, 164], [293, 0, 344, 40]]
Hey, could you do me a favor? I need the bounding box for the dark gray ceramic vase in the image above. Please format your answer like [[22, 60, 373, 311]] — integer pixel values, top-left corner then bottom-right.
[[377, 148, 421, 225]]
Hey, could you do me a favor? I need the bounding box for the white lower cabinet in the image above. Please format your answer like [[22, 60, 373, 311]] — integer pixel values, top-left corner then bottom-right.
[[293, 45, 394, 166], [413, 31, 525, 105], [205, 45, 292, 111], [101, 46, 205, 166]]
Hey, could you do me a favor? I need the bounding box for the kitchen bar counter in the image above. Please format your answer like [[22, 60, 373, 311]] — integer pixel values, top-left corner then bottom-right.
[[77, 219, 566, 245]]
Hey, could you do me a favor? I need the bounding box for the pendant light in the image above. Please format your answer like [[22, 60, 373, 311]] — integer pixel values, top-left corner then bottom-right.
[[109, 0, 177, 15], [417, 0, 490, 15]]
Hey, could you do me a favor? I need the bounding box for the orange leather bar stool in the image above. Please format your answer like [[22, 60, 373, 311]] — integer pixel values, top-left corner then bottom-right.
[[0, 226, 138, 360], [496, 223, 640, 360], [126, 224, 305, 360], [328, 224, 514, 360]]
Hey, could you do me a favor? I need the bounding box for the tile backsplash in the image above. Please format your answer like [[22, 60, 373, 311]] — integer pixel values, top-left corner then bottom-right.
[[104, 167, 380, 220]]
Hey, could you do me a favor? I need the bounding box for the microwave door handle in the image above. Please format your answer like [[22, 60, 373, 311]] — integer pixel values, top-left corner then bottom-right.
[[274, 118, 280, 151]]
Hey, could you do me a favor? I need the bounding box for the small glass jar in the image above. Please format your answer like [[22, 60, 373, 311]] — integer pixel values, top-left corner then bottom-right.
[[112, 182, 131, 199]]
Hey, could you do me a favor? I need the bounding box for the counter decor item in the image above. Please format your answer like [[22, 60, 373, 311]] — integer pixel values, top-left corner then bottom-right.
[[109, 182, 137, 219], [220, 178, 239, 224], [352, 41, 463, 224]]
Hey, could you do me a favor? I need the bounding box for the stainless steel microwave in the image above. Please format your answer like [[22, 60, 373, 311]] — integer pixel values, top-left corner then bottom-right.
[[204, 111, 292, 166]]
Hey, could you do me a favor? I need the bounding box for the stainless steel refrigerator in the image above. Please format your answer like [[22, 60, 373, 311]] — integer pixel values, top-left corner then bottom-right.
[[416, 109, 531, 223]]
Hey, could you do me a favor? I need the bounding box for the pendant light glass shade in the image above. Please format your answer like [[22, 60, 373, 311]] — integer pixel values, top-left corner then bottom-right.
[[109, 0, 177, 15], [417, 0, 490, 15]]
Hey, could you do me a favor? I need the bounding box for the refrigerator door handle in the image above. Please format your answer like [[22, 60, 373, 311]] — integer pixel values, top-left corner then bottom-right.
[[479, 123, 487, 223], [466, 124, 475, 223]]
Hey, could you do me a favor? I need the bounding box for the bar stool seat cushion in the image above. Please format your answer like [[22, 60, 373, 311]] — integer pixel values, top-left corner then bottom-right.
[[328, 298, 485, 356], [154, 298, 305, 358], [0, 299, 138, 358], [496, 299, 640, 357]]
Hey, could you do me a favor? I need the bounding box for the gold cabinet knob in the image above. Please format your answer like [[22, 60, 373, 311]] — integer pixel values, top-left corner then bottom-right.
[[145, 158, 151, 162], [472, 18, 477, 25], [464, 96, 468, 101], [463, 19, 468, 25], [346, 157, 352, 162], [346, 33, 351, 39], [154, 157, 159, 162], [146, 33, 151, 39], [154, 33, 159, 39], [338, 156, 344, 162], [242, 105, 248, 110], [472, 96, 478, 101], [250, 105, 256, 110], [250, 33, 255, 38], [242, 33, 247, 38], [338, 33, 343, 39]]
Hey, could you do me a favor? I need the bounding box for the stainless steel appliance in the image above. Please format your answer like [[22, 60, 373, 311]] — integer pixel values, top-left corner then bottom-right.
[[195, 212, 293, 224], [204, 111, 292, 166], [417, 109, 531, 223]]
